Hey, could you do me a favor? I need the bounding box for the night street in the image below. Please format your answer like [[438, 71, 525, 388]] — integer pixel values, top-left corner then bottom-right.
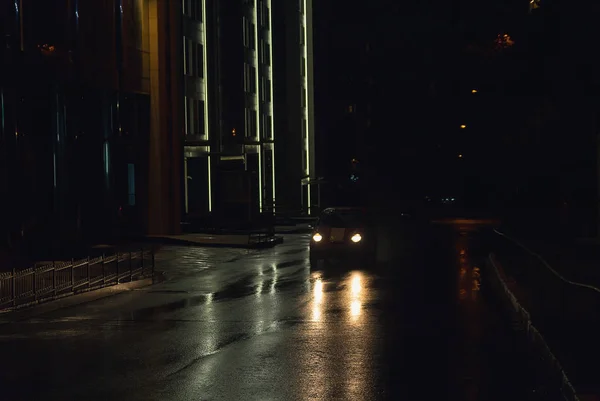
[[0, 223, 552, 401]]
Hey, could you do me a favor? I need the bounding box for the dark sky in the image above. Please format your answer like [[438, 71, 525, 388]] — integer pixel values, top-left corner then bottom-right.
[[313, 0, 536, 198]]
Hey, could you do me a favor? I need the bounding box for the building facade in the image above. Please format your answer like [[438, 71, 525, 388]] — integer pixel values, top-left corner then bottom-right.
[[271, 0, 316, 216], [0, 0, 182, 253], [182, 0, 315, 224]]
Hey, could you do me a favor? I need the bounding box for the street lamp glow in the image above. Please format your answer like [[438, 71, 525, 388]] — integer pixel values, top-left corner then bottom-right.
[[471, 89, 478, 94], [458, 154, 463, 158], [460, 124, 467, 129]]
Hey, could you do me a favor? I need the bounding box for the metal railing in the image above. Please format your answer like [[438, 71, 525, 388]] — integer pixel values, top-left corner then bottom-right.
[[248, 229, 276, 246], [0, 249, 154, 310], [485, 253, 580, 401]]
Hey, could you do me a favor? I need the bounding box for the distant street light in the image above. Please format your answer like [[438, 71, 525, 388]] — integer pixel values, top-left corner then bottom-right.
[[460, 124, 467, 129], [458, 154, 463, 158], [471, 89, 478, 94]]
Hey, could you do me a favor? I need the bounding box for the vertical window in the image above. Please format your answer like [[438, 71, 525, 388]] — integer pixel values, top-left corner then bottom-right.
[[198, 100, 205, 136], [302, 150, 307, 172], [190, 0, 202, 21], [265, 43, 271, 65], [183, 38, 189, 75], [301, 90, 306, 108], [250, 23, 256, 50], [251, 66, 257, 93], [183, 0, 190, 17], [259, 76, 265, 102], [267, 115, 272, 139], [127, 164, 136, 206], [300, 0, 304, 14], [266, 79, 272, 102], [264, 5, 270, 30], [184, 96, 189, 135], [260, 114, 272, 139], [300, 26, 305, 45], [302, 118, 307, 138], [184, 38, 195, 76], [245, 109, 257, 137], [243, 17, 250, 48], [187, 98, 194, 134], [259, 40, 265, 64], [245, 109, 250, 137], [301, 57, 306, 77]]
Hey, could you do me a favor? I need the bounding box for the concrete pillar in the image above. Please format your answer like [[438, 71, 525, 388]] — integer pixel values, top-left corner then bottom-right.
[[147, 0, 183, 235]]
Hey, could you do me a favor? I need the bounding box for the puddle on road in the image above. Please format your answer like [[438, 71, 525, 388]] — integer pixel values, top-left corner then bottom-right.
[[281, 248, 306, 255], [120, 294, 211, 320], [275, 259, 305, 269]]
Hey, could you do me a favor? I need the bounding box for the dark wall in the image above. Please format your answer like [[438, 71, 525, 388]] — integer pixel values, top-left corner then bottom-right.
[[273, 0, 303, 212], [0, 0, 155, 257], [218, 0, 244, 153]]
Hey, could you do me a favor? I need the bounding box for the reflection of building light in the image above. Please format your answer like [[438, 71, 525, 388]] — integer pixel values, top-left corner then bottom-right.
[[314, 278, 323, 304], [351, 275, 361, 296], [351, 300, 361, 317], [270, 264, 277, 294], [256, 279, 263, 297], [206, 293, 213, 304]]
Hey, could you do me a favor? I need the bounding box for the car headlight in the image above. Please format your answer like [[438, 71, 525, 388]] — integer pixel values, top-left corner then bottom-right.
[[351, 233, 362, 243], [312, 233, 323, 242]]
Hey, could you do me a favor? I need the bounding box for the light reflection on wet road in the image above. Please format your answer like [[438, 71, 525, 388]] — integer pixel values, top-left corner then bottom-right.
[[0, 224, 554, 400]]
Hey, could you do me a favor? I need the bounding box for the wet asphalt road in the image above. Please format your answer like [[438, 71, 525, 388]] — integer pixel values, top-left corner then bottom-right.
[[0, 221, 550, 400]]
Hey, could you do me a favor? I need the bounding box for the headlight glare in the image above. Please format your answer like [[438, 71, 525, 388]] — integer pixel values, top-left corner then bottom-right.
[[351, 233, 362, 243], [313, 233, 323, 242]]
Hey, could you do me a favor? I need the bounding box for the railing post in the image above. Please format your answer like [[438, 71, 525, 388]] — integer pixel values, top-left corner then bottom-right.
[[129, 251, 133, 282], [71, 258, 75, 291], [12, 268, 16, 307], [33, 268, 37, 302], [101, 253, 105, 285], [53, 261, 57, 296]]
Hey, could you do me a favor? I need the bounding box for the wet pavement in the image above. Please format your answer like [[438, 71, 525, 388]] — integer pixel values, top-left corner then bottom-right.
[[0, 222, 556, 400]]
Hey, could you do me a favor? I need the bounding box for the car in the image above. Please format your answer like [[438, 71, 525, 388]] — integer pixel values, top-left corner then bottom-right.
[[309, 207, 377, 267]]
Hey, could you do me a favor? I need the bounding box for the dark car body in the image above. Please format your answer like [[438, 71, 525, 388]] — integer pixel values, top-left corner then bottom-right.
[[309, 207, 377, 265]]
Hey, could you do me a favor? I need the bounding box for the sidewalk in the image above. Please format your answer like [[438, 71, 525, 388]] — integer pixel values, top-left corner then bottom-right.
[[145, 233, 284, 248], [491, 231, 600, 398]]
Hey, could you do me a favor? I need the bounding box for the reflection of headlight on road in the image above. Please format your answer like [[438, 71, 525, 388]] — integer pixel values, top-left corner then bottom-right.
[[314, 278, 323, 304], [351, 300, 361, 317], [313, 233, 323, 242], [312, 306, 321, 321], [351, 275, 361, 296], [351, 233, 362, 243]]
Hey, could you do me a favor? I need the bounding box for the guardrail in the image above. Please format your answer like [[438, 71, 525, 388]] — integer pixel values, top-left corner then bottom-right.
[[0, 249, 154, 310], [485, 253, 580, 401]]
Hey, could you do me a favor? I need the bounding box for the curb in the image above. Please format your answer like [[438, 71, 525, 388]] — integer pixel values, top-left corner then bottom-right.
[[0, 273, 164, 324]]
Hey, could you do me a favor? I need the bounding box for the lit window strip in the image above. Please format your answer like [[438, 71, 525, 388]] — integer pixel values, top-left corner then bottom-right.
[[303, 0, 311, 212], [254, 0, 263, 212], [267, 0, 275, 209], [202, 0, 209, 141]]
